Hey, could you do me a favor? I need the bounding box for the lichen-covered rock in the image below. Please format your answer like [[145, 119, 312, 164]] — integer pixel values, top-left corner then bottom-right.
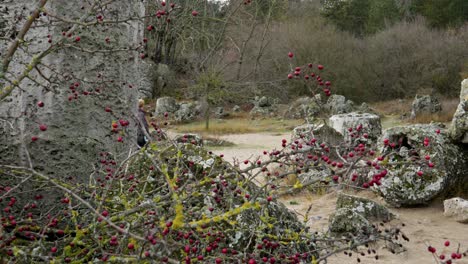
[[372, 124, 467, 207], [285, 97, 322, 120], [444, 197, 468, 223], [232, 105, 241, 112], [450, 79, 468, 143], [336, 193, 395, 221], [410, 95, 442, 119], [155, 96, 179, 116], [293, 123, 344, 146], [329, 193, 395, 233], [329, 112, 382, 143], [0, 0, 148, 182], [329, 208, 371, 233], [250, 96, 277, 117], [325, 95, 355, 115], [174, 102, 199, 122], [214, 106, 229, 119]]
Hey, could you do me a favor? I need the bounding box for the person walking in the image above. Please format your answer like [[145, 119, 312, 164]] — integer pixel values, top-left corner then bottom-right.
[[137, 99, 150, 148]]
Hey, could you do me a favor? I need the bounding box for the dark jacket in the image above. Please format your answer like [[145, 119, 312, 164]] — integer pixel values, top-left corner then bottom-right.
[[137, 108, 149, 147]]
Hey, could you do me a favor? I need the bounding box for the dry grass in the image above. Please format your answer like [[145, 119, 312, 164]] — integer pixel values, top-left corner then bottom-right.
[[409, 97, 459, 124], [372, 97, 459, 124], [171, 118, 303, 135], [371, 99, 413, 116]]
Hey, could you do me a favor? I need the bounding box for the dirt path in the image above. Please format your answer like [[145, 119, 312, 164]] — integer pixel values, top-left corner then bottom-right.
[[210, 132, 468, 264]]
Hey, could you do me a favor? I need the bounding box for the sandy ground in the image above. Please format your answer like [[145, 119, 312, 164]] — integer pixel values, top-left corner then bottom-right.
[[208, 132, 468, 264]]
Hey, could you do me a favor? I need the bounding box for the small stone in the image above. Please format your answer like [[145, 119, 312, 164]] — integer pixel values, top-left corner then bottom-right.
[[444, 197, 468, 223]]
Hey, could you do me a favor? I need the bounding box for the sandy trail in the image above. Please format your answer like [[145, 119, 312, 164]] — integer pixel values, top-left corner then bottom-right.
[[209, 132, 468, 264]]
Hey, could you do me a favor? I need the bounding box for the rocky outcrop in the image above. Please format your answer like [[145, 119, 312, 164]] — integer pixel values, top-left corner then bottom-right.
[[154, 97, 200, 122], [285, 96, 322, 120], [444, 197, 468, 223], [293, 123, 344, 146], [155, 97, 179, 116], [0, 0, 149, 183], [329, 193, 395, 233], [410, 95, 442, 119], [329, 112, 382, 143], [372, 124, 467, 207], [214, 107, 229, 119], [250, 96, 277, 117], [450, 79, 468, 143], [326, 95, 355, 115], [175, 102, 200, 122]]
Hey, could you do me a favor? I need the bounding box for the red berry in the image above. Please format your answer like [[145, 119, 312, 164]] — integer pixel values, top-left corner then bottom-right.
[[288, 52, 294, 58], [444, 240, 450, 247], [74, 36, 81, 42], [417, 171, 423, 177], [317, 64, 324, 70], [128, 243, 134, 250], [192, 10, 199, 16], [39, 124, 47, 131], [37, 101, 44, 107], [31, 136, 39, 142]]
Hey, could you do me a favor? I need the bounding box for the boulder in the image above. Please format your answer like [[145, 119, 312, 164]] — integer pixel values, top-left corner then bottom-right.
[[329, 112, 382, 143], [232, 105, 241, 113], [372, 124, 467, 207], [155, 96, 179, 116], [329, 208, 371, 234], [450, 79, 468, 143], [410, 95, 442, 119], [329, 193, 395, 234], [325, 95, 354, 115], [214, 107, 229, 119], [256, 96, 272, 107], [174, 102, 199, 122], [444, 197, 468, 223], [293, 123, 344, 146], [336, 193, 395, 221], [285, 97, 321, 120], [250, 96, 277, 117]]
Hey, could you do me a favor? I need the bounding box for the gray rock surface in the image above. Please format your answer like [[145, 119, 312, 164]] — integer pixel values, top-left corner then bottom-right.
[[174, 102, 199, 122], [250, 96, 277, 117], [336, 193, 395, 221], [444, 197, 468, 223], [155, 96, 179, 116], [0, 0, 148, 184], [326, 95, 355, 115], [285, 97, 321, 120], [232, 105, 241, 112], [293, 123, 344, 146], [329, 193, 394, 233], [450, 79, 468, 143], [214, 106, 229, 119], [410, 95, 442, 119], [329, 208, 370, 233], [372, 124, 467, 207], [329, 112, 382, 143]]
